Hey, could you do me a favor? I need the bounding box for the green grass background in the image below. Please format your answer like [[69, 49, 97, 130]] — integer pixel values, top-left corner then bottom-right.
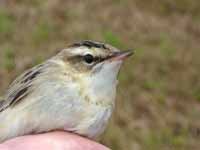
[[0, 0, 200, 150]]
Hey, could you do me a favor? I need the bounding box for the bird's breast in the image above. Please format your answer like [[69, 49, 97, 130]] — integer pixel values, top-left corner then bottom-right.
[[72, 103, 113, 139]]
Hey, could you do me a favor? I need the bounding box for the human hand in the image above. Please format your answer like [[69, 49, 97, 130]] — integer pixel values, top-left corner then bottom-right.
[[0, 131, 109, 150]]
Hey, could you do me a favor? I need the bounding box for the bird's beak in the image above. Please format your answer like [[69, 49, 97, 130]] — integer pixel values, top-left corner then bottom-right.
[[108, 50, 134, 62]]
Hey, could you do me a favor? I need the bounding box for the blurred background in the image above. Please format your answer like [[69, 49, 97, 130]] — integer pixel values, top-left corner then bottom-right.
[[0, 0, 200, 149]]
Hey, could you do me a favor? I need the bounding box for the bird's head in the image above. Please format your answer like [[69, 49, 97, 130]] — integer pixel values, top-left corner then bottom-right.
[[56, 40, 133, 104]]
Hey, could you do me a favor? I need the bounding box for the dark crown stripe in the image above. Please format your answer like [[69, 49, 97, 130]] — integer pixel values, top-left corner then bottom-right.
[[70, 40, 106, 49]]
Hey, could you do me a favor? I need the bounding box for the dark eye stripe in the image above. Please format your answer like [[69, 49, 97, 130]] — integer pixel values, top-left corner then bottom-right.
[[67, 55, 111, 67], [85, 56, 112, 63]]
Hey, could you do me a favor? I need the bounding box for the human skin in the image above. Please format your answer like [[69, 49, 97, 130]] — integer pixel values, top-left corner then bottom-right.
[[0, 132, 109, 150]]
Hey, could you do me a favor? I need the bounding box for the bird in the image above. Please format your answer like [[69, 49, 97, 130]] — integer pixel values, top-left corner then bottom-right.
[[0, 40, 133, 143]]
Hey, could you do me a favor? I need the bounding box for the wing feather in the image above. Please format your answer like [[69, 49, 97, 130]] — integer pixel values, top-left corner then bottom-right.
[[0, 64, 45, 112]]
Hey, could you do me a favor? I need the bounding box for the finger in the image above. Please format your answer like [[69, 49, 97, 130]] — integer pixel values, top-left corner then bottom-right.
[[0, 131, 110, 150]]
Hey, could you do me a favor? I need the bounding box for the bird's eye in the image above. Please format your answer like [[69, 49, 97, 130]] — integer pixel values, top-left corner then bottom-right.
[[83, 54, 94, 64]]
